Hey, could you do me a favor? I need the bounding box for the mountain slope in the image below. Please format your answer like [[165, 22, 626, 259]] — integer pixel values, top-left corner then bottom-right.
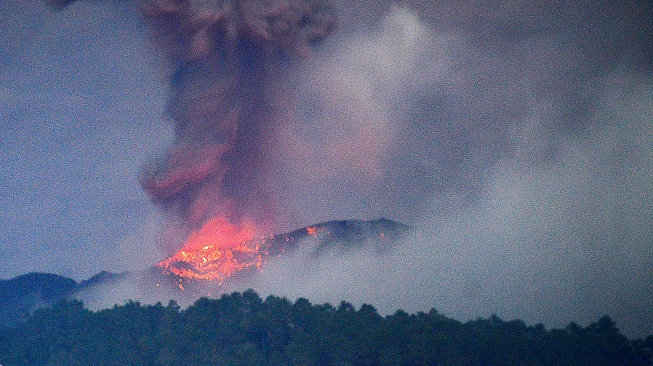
[[0, 272, 77, 326], [0, 218, 410, 326]]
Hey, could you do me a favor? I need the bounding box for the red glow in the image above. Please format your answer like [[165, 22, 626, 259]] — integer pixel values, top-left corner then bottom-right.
[[157, 217, 264, 282]]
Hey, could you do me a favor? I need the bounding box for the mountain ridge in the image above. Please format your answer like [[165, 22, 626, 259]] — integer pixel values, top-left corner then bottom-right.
[[0, 217, 410, 327]]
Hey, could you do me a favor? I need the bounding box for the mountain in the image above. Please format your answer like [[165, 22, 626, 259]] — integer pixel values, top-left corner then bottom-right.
[[268, 217, 410, 256], [0, 272, 77, 326], [0, 218, 410, 326]]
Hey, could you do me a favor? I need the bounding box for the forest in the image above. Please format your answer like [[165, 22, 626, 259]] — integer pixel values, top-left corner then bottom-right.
[[1, 289, 651, 366]]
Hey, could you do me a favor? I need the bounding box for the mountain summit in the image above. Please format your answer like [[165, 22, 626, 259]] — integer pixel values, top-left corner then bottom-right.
[[1, 218, 409, 326]]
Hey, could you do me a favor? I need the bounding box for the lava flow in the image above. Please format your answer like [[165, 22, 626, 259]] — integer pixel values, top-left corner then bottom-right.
[[157, 217, 267, 283], [157, 218, 410, 286]]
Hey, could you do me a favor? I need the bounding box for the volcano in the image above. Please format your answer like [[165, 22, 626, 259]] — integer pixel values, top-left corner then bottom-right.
[[152, 218, 410, 292], [158, 217, 409, 284], [1, 218, 409, 326]]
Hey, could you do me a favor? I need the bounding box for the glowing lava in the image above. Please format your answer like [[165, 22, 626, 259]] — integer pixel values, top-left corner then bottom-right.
[[156, 218, 410, 286], [157, 217, 265, 282]]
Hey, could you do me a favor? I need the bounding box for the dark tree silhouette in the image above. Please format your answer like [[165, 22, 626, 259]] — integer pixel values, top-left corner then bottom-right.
[[0, 291, 651, 366]]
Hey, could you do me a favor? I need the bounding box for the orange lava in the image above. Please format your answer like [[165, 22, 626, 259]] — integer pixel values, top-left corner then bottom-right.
[[157, 217, 265, 282]]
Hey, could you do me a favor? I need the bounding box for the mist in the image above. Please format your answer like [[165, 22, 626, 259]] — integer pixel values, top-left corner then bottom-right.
[[2, 0, 652, 338], [242, 1, 653, 337], [244, 70, 653, 338]]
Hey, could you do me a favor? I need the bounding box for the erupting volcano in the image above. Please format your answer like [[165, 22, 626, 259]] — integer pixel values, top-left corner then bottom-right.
[[133, 0, 336, 284], [46, 0, 338, 283], [134, 0, 337, 286], [46, 0, 406, 288], [156, 217, 259, 282], [48, 0, 396, 288], [156, 218, 410, 289]]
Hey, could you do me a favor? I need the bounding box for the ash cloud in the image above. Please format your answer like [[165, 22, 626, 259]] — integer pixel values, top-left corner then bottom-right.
[[274, 0, 653, 226], [135, 0, 336, 242], [48, 0, 337, 249]]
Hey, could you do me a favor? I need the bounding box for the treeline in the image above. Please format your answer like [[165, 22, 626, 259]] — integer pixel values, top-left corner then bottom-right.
[[0, 290, 651, 366]]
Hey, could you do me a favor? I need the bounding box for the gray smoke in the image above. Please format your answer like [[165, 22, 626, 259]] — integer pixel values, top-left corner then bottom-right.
[[49, 0, 336, 242], [232, 0, 652, 337], [272, 0, 653, 226], [137, 0, 335, 240]]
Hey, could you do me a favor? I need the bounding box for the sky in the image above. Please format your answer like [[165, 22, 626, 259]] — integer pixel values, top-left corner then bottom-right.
[[1, 0, 652, 337]]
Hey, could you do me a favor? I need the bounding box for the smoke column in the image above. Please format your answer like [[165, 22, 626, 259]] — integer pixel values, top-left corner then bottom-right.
[[142, 0, 336, 237], [51, 0, 336, 242], [137, 0, 335, 240]]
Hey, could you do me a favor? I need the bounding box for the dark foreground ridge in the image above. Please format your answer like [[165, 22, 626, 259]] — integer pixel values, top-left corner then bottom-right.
[[1, 289, 652, 365], [0, 218, 410, 327]]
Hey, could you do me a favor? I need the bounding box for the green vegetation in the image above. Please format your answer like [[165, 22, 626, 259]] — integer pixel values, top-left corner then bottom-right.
[[1, 290, 651, 365]]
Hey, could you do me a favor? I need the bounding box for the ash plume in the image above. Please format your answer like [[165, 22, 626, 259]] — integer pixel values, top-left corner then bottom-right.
[[139, 0, 335, 235], [49, 0, 336, 238]]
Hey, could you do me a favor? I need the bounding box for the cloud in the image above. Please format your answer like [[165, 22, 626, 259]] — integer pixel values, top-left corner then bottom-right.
[[271, 5, 456, 227], [243, 71, 653, 337]]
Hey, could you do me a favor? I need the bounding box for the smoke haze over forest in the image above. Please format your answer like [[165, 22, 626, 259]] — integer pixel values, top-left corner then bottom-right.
[[1, 0, 652, 337]]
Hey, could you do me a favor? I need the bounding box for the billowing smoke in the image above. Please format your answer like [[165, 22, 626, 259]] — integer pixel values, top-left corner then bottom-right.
[[137, 0, 335, 240], [272, 0, 653, 226], [224, 0, 651, 337], [49, 0, 336, 245]]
